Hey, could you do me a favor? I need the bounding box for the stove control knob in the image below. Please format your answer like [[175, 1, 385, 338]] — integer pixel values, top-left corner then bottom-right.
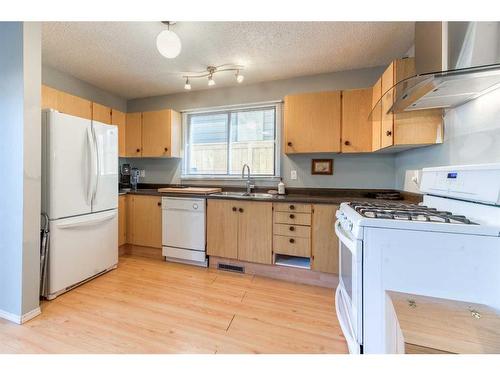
[[348, 222, 353, 231]]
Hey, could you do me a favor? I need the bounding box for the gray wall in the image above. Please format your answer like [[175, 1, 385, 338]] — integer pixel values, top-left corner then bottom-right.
[[0, 22, 41, 318], [395, 87, 500, 189], [126, 66, 398, 189], [42, 65, 127, 112]]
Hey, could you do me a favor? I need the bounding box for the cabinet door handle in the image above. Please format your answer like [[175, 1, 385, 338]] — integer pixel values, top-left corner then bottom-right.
[[157, 202, 161, 207], [232, 206, 237, 211], [289, 214, 295, 219], [289, 226, 295, 231], [289, 238, 295, 244], [287, 142, 293, 147], [344, 140, 351, 146], [164, 147, 168, 152], [239, 208, 244, 213], [386, 130, 392, 136], [289, 204, 295, 210], [136, 148, 141, 153]]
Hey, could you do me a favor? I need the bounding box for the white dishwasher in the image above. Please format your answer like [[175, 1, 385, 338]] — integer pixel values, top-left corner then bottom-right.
[[161, 197, 207, 267]]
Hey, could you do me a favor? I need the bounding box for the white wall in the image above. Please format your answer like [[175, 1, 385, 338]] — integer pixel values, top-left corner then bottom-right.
[[125, 66, 398, 189], [395, 87, 500, 189], [0, 22, 41, 320]]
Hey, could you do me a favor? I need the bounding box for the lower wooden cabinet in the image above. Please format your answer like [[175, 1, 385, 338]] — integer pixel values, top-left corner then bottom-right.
[[311, 204, 339, 274], [237, 201, 273, 264], [118, 195, 127, 246], [126, 194, 162, 248], [207, 199, 273, 265], [207, 199, 239, 259]]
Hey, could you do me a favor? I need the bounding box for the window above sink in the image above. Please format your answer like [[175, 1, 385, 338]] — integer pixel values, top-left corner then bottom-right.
[[181, 102, 282, 180]]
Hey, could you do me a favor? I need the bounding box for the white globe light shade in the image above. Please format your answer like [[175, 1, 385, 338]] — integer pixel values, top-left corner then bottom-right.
[[156, 30, 181, 59]]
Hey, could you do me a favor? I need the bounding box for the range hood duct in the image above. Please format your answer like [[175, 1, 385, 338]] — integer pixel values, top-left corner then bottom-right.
[[390, 22, 500, 113]]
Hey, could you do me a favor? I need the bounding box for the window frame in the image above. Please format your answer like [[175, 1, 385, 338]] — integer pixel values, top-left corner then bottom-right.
[[181, 102, 282, 180]]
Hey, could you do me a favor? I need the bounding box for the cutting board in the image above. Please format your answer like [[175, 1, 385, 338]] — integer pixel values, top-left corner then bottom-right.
[[157, 187, 222, 195]]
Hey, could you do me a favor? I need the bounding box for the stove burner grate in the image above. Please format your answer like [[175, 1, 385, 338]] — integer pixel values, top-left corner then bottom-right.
[[349, 201, 475, 224]]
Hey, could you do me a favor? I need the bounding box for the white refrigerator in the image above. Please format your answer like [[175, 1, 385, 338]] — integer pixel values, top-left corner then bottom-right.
[[42, 109, 119, 300]]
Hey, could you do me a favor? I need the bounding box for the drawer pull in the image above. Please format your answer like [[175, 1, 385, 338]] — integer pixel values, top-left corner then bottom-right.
[[289, 204, 295, 210], [289, 238, 295, 244], [289, 226, 295, 231], [232, 207, 237, 212], [289, 214, 295, 219], [157, 202, 161, 207], [239, 208, 244, 213], [287, 142, 293, 147]]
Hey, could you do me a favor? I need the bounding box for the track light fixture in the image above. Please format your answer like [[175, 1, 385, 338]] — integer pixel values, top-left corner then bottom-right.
[[183, 64, 244, 90]]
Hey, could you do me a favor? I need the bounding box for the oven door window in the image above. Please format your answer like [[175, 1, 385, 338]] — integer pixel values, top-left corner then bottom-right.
[[340, 241, 353, 301]]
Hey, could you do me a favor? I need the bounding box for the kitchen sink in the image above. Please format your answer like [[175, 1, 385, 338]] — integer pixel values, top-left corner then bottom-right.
[[210, 192, 275, 199]]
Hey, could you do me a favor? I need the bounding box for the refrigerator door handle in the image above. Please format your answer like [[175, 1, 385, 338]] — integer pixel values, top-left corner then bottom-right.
[[86, 127, 97, 206], [55, 211, 117, 229], [91, 125, 100, 204]]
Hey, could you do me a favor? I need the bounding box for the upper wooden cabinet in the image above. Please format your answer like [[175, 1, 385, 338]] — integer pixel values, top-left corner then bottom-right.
[[142, 109, 182, 158], [125, 112, 143, 157], [284, 91, 341, 154], [111, 109, 126, 157], [376, 58, 443, 150], [42, 85, 92, 120], [92, 102, 111, 124], [341, 88, 373, 153], [207, 199, 272, 265], [371, 77, 382, 151]]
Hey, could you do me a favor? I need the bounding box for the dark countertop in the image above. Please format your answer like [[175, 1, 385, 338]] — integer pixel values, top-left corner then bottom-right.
[[119, 184, 421, 205]]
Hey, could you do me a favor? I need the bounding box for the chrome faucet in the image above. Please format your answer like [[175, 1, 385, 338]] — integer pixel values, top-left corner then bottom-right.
[[241, 164, 254, 195]]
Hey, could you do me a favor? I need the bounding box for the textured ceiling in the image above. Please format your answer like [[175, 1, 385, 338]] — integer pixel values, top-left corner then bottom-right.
[[42, 22, 415, 99]]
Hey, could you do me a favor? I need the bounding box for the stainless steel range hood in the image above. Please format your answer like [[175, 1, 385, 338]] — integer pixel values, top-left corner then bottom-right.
[[390, 22, 500, 113]]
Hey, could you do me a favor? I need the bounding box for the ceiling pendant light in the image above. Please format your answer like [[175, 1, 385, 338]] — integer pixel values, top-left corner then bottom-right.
[[236, 70, 245, 83], [184, 77, 191, 90], [156, 21, 181, 59], [207, 74, 216, 86]]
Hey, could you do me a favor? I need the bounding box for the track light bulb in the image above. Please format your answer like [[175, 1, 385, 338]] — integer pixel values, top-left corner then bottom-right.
[[208, 75, 216, 86], [236, 71, 244, 83], [184, 78, 191, 90]]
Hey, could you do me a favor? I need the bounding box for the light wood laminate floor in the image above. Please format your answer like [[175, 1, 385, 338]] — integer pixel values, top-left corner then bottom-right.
[[0, 254, 347, 353]]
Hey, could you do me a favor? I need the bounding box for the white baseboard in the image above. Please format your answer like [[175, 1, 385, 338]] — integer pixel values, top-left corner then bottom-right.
[[21, 306, 41, 323], [0, 306, 41, 325]]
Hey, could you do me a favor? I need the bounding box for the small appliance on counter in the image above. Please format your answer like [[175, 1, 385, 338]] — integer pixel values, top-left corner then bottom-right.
[[119, 163, 131, 190], [130, 167, 140, 191]]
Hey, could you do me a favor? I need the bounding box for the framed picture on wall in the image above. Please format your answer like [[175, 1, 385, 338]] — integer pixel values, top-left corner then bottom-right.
[[311, 159, 333, 175]]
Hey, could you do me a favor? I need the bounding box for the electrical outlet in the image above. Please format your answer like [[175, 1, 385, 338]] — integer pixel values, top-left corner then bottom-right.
[[290, 170, 297, 180], [140, 169, 146, 178]]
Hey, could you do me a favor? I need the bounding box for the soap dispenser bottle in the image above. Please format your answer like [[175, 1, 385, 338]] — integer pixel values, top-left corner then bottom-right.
[[278, 178, 286, 195]]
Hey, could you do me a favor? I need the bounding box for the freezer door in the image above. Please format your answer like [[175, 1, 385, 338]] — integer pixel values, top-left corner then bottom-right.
[[92, 121, 118, 213], [46, 210, 118, 298], [42, 110, 93, 219]]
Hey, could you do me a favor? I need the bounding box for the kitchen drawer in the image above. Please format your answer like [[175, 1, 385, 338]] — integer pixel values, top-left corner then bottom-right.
[[274, 202, 312, 213], [274, 211, 311, 226], [273, 235, 311, 258], [273, 223, 311, 238]]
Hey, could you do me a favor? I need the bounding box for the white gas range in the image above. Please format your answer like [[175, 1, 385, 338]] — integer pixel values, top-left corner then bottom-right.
[[334, 163, 500, 354]]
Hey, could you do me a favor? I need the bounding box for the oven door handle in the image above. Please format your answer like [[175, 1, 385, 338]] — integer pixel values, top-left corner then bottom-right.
[[335, 220, 358, 252], [335, 286, 361, 354]]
